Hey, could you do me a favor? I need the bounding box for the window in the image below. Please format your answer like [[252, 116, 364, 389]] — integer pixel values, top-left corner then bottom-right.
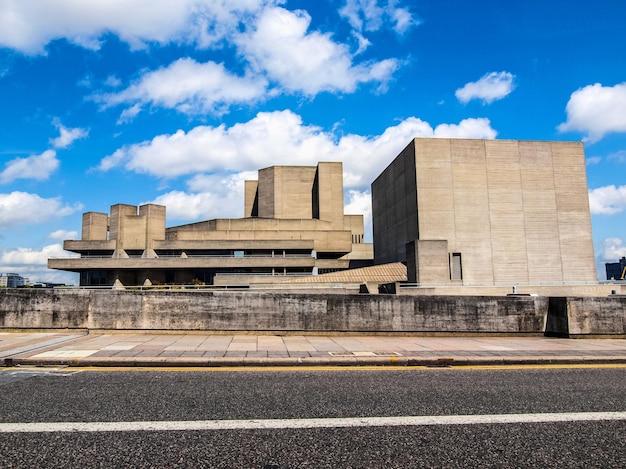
[[81, 270, 107, 286], [451, 253, 462, 280]]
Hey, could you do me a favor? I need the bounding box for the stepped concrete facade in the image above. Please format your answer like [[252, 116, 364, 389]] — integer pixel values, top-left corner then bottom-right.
[[49, 162, 373, 286], [372, 138, 597, 287]]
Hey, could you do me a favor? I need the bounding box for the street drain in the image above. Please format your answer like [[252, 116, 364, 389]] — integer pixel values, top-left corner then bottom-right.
[[424, 358, 455, 368]]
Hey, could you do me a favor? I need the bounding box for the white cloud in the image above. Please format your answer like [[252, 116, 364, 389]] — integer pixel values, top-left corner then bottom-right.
[[0, 192, 82, 229], [49, 229, 79, 241], [607, 150, 626, 163], [50, 120, 88, 148], [353, 32, 371, 55], [146, 171, 257, 221], [599, 237, 626, 262], [100, 110, 497, 188], [104, 75, 122, 88], [1, 243, 74, 266], [0, 150, 59, 183], [345, 189, 372, 241], [1, 2, 407, 103], [389, 4, 417, 35], [237, 7, 399, 95], [0, 0, 272, 54], [148, 191, 223, 221], [586, 156, 602, 165], [117, 104, 142, 124], [339, 0, 420, 35], [0, 243, 79, 285], [455, 71, 516, 104], [432, 118, 497, 139], [340, 0, 384, 32], [588, 185, 626, 215], [97, 58, 268, 118], [558, 83, 626, 143]]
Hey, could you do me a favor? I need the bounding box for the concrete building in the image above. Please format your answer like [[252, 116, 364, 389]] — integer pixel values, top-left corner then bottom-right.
[[0, 273, 25, 288], [372, 138, 597, 287], [49, 162, 373, 287]]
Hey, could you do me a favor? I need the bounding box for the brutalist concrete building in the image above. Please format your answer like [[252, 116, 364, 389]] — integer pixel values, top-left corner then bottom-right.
[[371, 138, 597, 286], [49, 162, 373, 286]]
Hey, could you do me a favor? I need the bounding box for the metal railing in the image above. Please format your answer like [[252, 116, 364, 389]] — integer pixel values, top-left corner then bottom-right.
[[399, 280, 613, 288], [33, 282, 354, 291]]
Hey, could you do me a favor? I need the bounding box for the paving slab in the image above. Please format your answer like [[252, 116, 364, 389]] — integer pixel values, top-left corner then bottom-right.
[[1, 331, 625, 367]]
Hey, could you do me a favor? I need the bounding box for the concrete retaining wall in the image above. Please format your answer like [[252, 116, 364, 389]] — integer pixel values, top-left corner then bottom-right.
[[0, 289, 623, 335]]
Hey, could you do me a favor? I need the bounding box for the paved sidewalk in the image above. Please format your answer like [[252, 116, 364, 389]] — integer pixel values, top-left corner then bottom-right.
[[1, 331, 626, 367]]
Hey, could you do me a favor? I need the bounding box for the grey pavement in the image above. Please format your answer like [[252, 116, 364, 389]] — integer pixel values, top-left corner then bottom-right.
[[1, 330, 626, 367]]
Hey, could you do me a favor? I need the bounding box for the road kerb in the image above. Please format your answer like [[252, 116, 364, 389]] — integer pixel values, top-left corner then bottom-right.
[[4, 355, 626, 368]]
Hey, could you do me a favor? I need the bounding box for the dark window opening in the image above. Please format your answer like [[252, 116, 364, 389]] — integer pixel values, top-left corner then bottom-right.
[[312, 168, 320, 219], [81, 270, 108, 286], [450, 253, 462, 280]]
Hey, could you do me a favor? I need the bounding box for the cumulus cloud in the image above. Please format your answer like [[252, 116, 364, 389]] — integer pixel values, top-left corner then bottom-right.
[[0, 192, 82, 229], [100, 109, 497, 187], [96, 59, 268, 118], [50, 119, 88, 148], [1, 2, 407, 104], [600, 237, 626, 261], [0, 243, 79, 284], [589, 185, 626, 215], [148, 191, 222, 221], [237, 7, 399, 95], [455, 71, 516, 104], [0, 150, 59, 183], [146, 172, 256, 221], [0, 0, 271, 54], [339, 0, 420, 35], [1, 243, 75, 266], [558, 83, 626, 143], [432, 118, 497, 139]]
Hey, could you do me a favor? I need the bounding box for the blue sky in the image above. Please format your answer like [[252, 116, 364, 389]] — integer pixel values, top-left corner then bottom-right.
[[0, 0, 625, 285]]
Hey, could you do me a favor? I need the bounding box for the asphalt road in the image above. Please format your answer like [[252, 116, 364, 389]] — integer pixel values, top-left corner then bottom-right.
[[0, 366, 624, 468]]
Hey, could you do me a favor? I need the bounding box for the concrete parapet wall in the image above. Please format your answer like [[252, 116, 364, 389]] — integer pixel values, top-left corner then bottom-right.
[[0, 289, 623, 335], [545, 296, 626, 337]]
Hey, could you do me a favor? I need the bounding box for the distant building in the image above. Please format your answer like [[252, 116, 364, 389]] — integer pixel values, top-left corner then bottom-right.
[[605, 257, 626, 280], [49, 162, 373, 286], [372, 138, 597, 286], [0, 272, 25, 288]]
